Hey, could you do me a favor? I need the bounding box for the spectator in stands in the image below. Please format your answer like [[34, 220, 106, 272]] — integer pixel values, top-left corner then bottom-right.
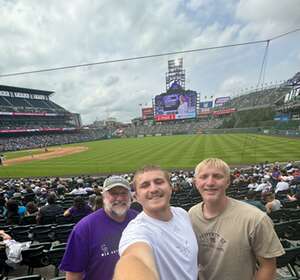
[[12, 193, 26, 217], [0, 230, 11, 241], [68, 184, 87, 195], [63, 196, 93, 218], [114, 166, 198, 280], [5, 199, 21, 225], [92, 195, 103, 211], [264, 192, 282, 214], [26, 201, 38, 216], [244, 190, 266, 212], [129, 192, 142, 213], [60, 175, 137, 280], [0, 193, 7, 216], [36, 192, 64, 224], [274, 177, 289, 194], [56, 183, 66, 199], [87, 194, 96, 208], [270, 166, 281, 187], [287, 188, 300, 201], [189, 158, 284, 280], [247, 177, 258, 190]]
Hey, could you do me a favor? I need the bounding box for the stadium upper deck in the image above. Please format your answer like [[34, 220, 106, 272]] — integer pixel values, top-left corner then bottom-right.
[[0, 85, 81, 135], [0, 85, 66, 114]]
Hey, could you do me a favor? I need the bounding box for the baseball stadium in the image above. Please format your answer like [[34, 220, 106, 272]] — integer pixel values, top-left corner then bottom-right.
[[0, 4, 300, 278]]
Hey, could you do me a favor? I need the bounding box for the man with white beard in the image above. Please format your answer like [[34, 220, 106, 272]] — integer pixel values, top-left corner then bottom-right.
[[60, 176, 138, 280]]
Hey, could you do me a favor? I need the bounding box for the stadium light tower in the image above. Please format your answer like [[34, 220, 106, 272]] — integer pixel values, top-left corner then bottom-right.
[[166, 58, 185, 91]]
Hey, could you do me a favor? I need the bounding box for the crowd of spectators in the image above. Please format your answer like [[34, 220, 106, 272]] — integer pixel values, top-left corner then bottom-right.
[[0, 130, 107, 152], [0, 159, 298, 227], [0, 160, 298, 278]]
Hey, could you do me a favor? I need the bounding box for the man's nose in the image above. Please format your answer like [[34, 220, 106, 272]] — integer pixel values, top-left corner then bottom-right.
[[149, 182, 159, 192], [206, 176, 215, 185]]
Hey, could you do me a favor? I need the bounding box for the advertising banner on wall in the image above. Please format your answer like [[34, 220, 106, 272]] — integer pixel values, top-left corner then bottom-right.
[[214, 96, 230, 107], [142, 107, 154, 119], [199, 101, 213, 109]]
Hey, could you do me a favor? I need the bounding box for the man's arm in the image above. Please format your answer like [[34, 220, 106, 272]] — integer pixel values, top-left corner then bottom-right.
[[66, 272, 83, 280], [113, 242, 159, 280], [255, 257, 277, 280]]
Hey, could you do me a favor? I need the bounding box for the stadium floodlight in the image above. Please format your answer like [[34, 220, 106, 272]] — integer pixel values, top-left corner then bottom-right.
[[174, 58, 180, 67]]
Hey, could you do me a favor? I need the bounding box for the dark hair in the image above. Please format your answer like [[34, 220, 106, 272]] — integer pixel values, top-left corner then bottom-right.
[[26, 202, 38, 214], [6, 199, 19, 214], [246, 190, 256, 200], [47, 192, 57, 204], [73, 196, 85, 210]]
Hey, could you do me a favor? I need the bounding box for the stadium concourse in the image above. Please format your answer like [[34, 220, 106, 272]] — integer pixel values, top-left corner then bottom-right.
[[0, 161, 299, 278]]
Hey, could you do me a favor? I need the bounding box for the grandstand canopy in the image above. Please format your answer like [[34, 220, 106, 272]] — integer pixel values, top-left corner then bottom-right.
[[0, 85, 54, 96]]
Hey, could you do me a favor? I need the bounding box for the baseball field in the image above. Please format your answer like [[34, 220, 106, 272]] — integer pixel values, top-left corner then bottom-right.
[[0, 133, 299, 178]]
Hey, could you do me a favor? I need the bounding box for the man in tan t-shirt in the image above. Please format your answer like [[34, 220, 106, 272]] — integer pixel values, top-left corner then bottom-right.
[[189, 158, 284, 280]]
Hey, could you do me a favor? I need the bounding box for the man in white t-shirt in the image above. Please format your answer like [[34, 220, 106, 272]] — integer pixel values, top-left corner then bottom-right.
[[113, 165, 198, 280]]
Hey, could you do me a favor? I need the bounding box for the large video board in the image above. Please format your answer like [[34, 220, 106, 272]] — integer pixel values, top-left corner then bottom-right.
[[154, 91, 197, 121]]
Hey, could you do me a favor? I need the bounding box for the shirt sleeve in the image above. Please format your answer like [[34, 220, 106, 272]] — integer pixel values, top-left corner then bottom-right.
[[250, 214, 285, 258], [59, 226, 89, 272], [119, 220, 153, 256]]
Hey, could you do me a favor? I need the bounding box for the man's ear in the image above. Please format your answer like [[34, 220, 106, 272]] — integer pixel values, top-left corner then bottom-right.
[[225, 177, 231, 189]]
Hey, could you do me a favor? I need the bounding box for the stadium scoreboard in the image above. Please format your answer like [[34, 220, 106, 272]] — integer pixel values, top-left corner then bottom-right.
[[154, 90, 197, 121]]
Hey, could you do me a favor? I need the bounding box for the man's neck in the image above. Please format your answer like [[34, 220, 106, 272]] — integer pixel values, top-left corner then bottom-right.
[[202, 197, 229, 220], [144, 207, 173, 222]]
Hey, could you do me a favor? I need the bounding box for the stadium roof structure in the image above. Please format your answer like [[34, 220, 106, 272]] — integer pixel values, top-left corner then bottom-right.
[[0, 84, 54, 96]]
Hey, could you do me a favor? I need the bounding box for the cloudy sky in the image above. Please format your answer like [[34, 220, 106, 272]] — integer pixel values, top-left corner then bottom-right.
[[0, 0, 300, 124]]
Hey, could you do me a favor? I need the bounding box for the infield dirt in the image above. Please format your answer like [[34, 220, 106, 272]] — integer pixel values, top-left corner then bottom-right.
[[4, 146, 88, 166]]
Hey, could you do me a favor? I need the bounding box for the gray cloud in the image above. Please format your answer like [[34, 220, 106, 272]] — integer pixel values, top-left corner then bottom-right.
[[0, 0, 299, 124]]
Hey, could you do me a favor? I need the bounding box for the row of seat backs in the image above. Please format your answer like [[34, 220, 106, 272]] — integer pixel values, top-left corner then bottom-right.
[[1, 224, 74, 243]]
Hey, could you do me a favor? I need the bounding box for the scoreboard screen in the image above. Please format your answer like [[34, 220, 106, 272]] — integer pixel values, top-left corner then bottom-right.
[[154, 91, 197, 121]]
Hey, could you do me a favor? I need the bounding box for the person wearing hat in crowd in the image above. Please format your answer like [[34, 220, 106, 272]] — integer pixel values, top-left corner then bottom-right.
[[114, 165, 198, 280], [60, 175, 138, 280], [189, 158, 284, 280]]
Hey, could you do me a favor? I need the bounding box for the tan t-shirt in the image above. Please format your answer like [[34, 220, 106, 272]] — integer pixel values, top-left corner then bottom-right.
[[188, 198, 284, 280]]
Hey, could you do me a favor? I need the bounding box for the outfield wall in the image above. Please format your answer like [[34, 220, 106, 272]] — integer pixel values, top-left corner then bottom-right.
[[204, 127, 300, 137]]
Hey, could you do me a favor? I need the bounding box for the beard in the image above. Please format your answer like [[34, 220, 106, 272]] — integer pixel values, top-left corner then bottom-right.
[[104, 199, 130, 218]]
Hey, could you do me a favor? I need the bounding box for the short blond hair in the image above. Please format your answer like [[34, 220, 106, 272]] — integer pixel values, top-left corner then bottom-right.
[[194, 158, 230, 178]]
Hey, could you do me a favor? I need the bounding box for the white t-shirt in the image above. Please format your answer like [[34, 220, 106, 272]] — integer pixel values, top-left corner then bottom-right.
[[119, 207, 198, 280], [275, 181, 289, 193]]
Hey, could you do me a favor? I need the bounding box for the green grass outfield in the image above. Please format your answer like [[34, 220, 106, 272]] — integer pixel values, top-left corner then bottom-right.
[[0, 133, 299, 178]]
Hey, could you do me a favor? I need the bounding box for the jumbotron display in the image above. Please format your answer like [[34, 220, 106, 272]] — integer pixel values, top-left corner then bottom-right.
[[154, 91, 197, 121]]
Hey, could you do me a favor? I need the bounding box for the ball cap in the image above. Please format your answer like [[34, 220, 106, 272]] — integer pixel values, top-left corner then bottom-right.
[[103, 176, 131, 193]]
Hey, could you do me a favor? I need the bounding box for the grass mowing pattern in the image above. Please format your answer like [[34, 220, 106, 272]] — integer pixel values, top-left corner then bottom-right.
[[0, 133, 299, 178]]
